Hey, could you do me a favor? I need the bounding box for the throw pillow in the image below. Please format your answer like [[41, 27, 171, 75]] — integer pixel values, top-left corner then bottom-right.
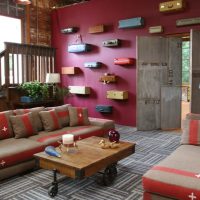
[[55, 105, 70, 127], [45, 104, 71, 127], [10, 112, 38, 139], [14, 107, 45, 131], [39, 109, 61, 131], [68, 107, 90, 126], [0, 110, 14, 140], [181, 119, 200, 145]]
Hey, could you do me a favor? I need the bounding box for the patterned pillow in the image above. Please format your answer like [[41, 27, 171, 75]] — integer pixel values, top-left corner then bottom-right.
[[68, 107, 90, 126], [10, 112, 38, 139], [14, 107, 45, 131], [0, 110, 14, 140], [181, 119, 200, 145], [55, 105, 70, 127], [39, 109, 61, 131], [46, 104, 71, 127]]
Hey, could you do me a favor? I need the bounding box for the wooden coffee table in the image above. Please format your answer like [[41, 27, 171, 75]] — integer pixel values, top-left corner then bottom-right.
[[34, 136, 135, 197]]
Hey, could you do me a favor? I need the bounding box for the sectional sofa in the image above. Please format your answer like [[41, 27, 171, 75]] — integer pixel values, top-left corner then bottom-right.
[[143, 113, 200, 200], [0, 104, 114, 180]]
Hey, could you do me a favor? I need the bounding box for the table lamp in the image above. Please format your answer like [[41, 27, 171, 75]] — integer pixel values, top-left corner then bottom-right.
[[14, 0, 31, 5], [46, 73, 61, 98]]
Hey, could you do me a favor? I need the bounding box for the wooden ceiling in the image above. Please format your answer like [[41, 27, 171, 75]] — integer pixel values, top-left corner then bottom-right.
[[50, 0, 90, 9]]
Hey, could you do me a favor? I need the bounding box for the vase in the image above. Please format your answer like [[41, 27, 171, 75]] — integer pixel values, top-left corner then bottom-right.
[[108, 129, 120, 143]]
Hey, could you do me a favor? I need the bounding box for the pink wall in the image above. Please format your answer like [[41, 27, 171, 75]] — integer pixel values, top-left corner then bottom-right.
[[51, 0, 200, 126]]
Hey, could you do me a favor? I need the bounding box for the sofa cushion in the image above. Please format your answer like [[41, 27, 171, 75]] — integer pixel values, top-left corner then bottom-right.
[[10, 113, 38, 138], [89, 117, 115, 131], [69, 107, 90, 126], [143, 192, 174, 200], [0, 110, 14, 140], [0, 138, 44, 169], [39, 109, 62, 131], [0, 160, 35, 181], [29, 125, 104, 146], [186, 113, 200, 120], [143, 145, 200, 200], [14, 107, 45, 131], [181, 119, 200, 145]]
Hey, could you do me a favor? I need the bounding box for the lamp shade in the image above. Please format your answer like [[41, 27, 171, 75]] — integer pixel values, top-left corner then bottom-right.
[[14, 0, 31, 5], [46, 73, 61, 84]]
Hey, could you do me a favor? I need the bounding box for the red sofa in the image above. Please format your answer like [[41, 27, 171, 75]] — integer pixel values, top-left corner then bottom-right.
[[0, 105, 114, 180]]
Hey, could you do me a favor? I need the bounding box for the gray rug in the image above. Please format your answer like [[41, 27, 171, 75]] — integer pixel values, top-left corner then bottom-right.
[[0, 125, 181, 200]]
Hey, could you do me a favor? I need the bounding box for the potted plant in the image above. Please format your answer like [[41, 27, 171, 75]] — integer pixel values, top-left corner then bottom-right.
[[19, 81, 49, 102]]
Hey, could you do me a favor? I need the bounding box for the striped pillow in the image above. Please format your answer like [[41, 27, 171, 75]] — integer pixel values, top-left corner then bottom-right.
[[46, 104, 70, 127], [14, 107, 45, 131], [181, 119, 200, 145], [68, 107, 90, 127], [10, 112, 38, 139], [39, 109, 61, 131], [0, 111, 14, 140]]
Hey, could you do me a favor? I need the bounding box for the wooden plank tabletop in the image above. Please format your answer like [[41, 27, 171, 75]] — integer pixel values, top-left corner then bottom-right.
[[35, 136, 135, 178]]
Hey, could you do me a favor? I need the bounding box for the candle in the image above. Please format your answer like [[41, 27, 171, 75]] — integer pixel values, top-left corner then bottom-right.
[[62, 134, 74, 145]]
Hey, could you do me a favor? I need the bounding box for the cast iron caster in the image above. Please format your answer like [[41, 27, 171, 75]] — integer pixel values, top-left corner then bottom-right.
[[103, 164, 118, 186], [48, 169, 58, 197], [48, 184, 58, 197]]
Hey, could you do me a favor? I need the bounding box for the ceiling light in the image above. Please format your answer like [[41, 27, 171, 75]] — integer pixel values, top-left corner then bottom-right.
[[14, 0, 31, 5]]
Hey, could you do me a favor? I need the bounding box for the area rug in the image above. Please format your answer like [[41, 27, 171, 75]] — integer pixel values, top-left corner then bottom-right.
[[0, 125, 181, 200]]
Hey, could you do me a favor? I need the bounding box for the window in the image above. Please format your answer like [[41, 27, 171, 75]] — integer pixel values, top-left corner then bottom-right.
[[182, 41, 190, 84], [0, 15, 55, 86], [0, 15, 22, 85], [181, 40, 190, 102], [0, 15, 21, 51]]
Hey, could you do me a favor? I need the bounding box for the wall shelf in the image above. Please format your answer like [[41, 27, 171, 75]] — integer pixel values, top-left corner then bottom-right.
[[88, 24, 104, 34], [61, 27, 78, 34], [149, 26, 163, 34], [159, 0, 185, 13], [99, 75, 117, 84], [68, 86, 90, 95], [114, 58, 134, 65], [84, 62, 101, 68], [118, 17, 144, 29], [107, 90, 128, 100], [96, 105, 113, 113], [102, 39, 120, 47], [68, 44, 92, 53], [61, 67, 79, 75]]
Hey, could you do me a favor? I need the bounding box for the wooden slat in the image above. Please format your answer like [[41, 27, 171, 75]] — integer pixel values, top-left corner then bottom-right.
[[1, 42, 56, 85], [16, 54, 19, 84], [4, 49, 9, 86], [11, 53, 14, 84]]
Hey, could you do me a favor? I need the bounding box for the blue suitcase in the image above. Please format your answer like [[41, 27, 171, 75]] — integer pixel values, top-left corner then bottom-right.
[[68, 44, 92, 53], [84, 62, 101, 68], [118, 17, 144, 29], [96, 105, 113, 113]]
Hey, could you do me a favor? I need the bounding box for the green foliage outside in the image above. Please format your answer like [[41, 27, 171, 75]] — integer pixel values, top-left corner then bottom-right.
[[182, 41, 190, 84]]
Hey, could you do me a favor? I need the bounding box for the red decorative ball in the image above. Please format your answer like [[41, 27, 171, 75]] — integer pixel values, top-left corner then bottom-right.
[[108, 129, 120, 143]]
